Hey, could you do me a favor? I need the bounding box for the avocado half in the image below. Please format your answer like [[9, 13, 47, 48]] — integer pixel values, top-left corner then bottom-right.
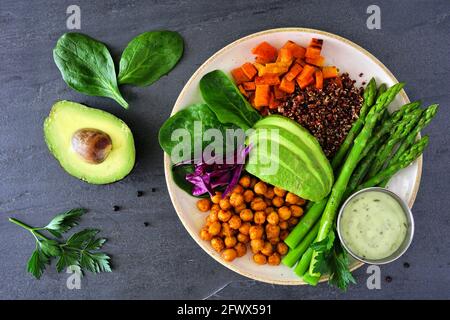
[[44, 100, 136, 184]]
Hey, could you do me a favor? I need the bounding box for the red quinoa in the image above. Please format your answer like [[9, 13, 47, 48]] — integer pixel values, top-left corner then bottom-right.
[[269, 73, 363, 158]]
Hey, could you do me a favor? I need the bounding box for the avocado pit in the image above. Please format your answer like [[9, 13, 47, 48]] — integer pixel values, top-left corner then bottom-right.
[[72, 128, 112, 164]]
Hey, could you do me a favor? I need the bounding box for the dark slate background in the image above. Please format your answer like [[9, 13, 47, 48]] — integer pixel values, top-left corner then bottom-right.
[[0, 0, 449, 299]]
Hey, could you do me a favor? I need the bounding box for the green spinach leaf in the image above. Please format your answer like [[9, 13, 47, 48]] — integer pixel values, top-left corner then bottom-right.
[[53, 33, 128, 108], [158, 103, 237, 160], [199, 70, 261, 130], [118, 31, 184, 86]]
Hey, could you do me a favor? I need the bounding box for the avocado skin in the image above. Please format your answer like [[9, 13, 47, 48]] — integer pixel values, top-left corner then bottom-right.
[[44, 100, 136, 184], [245, 115, 333, 202]]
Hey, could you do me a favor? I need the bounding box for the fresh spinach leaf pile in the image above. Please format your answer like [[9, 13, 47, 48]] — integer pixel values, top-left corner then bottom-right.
[[159, 70, 261, 197], [53, 31, 184, 109]]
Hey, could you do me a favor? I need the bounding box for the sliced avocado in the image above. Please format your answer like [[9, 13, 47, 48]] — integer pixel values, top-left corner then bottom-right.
[[245, 115, 333, 202], [44, 100, 135, 184]]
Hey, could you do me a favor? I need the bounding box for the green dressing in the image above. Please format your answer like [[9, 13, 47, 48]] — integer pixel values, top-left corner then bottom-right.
[[340, 191, 408, 260]]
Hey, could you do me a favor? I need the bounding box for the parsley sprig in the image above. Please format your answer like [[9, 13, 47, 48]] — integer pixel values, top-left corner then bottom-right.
[[311, 230, 356, 291], [9, 208, 111, 279]]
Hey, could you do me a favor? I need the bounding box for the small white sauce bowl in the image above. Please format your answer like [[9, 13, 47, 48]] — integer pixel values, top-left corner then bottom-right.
[[337, 187, 414, 265]]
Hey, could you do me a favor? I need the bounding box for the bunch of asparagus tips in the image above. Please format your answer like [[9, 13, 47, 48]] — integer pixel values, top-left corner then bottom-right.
[[281, 78, 438, 290]]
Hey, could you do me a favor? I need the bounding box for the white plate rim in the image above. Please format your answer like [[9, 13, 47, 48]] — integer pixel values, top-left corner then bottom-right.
[[163, 27, 422, 285]]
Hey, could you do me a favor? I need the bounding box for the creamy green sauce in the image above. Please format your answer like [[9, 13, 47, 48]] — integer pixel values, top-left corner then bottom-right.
[[340, 191, 408, 260]]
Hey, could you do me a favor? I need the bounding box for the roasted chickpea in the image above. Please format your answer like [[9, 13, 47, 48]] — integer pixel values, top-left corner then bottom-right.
[[290, 205, 304, 217], [265, 224, 280, 239], [269, 237, 280, 245], [197, 199, 211, 212], [208, 210, 219, 223], [254, 211, 266, 224], [277, 242, 289, 255], [296, 197, 306, 206], [264, 198, 272, 206], [239, 222, 251, 235], [211, 192, 222, 204], [221, 248, 237, 262], [239, 209, 253, 222], [253, 253, 267, 265], [265, 206, 275, 214], [249, 225, 264, 240], [224, 236, 237, 248], [232, 184, 244, 194], [210, 203, 220, 214], [200, 228, 213, 241], [286, 192, 301, 205], [234, 203, 246, 214], [264, 187, 275, 199], [254, 181, 268, 195], [268, 253, 281, 265], [230, 193, 244, 207], [218, 209, 232, 222], [221, 223, 234, 237], [235, 242, 247, 257], [279, 220, 289, 230], [208, 221, 221, 236], [251, 197, 267, 211], [243, 189, 254, 203], [239, 175, 251, 188], [250, 177, 258, 188], [280, 230, 289, 241], [261, 242, 273, 256], [205, 215, 212, 226], [219, 198, 232, 210], [278, 206, 292, 221], [267, 211, 279, 225], [250, 239, 265, 253], [288, 217, 299, 227], [211, 237, 224, 252], [237, 232, 250, 243], [273, 187, 286, 197], [272, 196, 284, 207], [228, 215, 242, 229]]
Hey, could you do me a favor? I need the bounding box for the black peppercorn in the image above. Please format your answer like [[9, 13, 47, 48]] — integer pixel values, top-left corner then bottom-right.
[[113, 205, 120, 212]]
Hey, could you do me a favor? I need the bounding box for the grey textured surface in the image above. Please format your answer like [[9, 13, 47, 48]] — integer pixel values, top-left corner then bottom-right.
[[0, 0, 449, 300]]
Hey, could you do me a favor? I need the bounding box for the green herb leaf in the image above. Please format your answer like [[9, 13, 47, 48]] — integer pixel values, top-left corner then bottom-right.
[[311, 231, 355, 291], [56, 248, 80, 273], [27, 249, 49, 279], [44, 208, 87, 235], [66, 229, 99, 248], [53, 33, 128, 108], [11, 208, 112, 278], [80, 252, 112, 273], [39, 240, 61, 257], [118, 31, 184, 86]]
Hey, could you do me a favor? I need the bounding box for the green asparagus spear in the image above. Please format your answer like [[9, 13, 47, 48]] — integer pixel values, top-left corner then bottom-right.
[[367, 108, 423, 178], [331, 78, 377, 169], [282, 221, 320, 267], [376, 83, 387, 98], [359, 101, 421, 162], [379, 104, 439, 186], [359, 136, 430, 189], [284, 198, 327, 249], [344, 136, 388, 199], [306, 82, 405, 284], [294, 248, 313, 277]]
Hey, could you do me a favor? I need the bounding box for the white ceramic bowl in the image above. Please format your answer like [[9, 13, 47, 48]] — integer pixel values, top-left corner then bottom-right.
[[164, 28, 422, 285]]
